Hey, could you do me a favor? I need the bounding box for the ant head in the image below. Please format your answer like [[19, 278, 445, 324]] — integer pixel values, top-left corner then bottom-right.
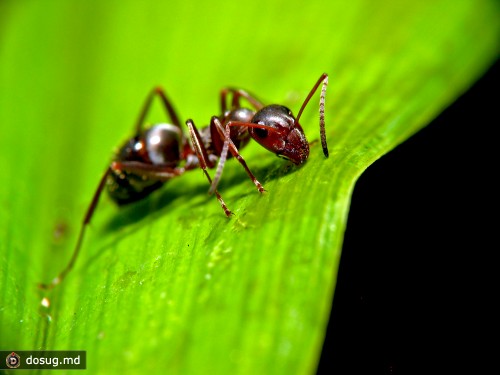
[[250, 105, 309, 165]]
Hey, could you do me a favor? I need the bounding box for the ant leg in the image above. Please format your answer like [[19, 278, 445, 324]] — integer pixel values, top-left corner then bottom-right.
[[295, 73, 329, 158], [185, 119, 232, 217], [152, 87, 182, 128], [111, 161, 185, 181], [38, 167, 112, 290], [210, 117, 265, 195], [220, 88, 264, 113], [135, 86, 181, 133], [112, 161, 232, 214]]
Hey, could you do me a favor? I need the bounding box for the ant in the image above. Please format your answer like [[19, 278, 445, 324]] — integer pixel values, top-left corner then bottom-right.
[[38, 73, 329, 290]]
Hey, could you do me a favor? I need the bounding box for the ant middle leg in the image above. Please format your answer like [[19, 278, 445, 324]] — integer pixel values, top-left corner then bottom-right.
[[220, 88, 264, 114], [209, 116, 265, 195], [185, 119, 232, 217]]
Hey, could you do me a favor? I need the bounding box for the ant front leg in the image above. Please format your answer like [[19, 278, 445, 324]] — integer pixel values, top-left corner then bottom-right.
[[220, 88, 264, 113], [39, 168, 112, 290], [135, 86, 182, 133], [209, 116, 265, 195], [185, 119, 232, 217]]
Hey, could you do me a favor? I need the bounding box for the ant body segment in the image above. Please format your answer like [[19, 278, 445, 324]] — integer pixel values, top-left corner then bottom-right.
[[38, 73, 329, 289]]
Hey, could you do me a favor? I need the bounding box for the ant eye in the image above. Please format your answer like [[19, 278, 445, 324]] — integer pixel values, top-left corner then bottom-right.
[[254, 128, 268, 138]]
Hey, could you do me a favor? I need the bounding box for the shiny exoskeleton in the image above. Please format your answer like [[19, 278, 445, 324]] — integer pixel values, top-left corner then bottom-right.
[[108, 124, 183, 204], [39, 73, 329, 289]]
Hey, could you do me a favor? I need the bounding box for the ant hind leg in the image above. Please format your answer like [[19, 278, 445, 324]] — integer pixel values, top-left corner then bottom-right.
[[135, 87, 182, 134], [38, 167, 112, 290]]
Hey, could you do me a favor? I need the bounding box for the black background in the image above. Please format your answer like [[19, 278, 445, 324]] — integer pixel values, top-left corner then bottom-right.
[[317, 59, 497, 374]]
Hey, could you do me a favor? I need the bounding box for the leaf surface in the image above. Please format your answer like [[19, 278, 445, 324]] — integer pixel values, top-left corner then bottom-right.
[[0, 1, 498, 374]]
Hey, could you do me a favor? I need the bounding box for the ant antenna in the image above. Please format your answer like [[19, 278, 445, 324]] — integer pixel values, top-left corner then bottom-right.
[[295, 73, 329, 158]]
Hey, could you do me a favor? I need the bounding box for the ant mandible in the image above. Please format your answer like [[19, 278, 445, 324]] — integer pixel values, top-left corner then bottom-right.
[[38, 73, 329, 290]]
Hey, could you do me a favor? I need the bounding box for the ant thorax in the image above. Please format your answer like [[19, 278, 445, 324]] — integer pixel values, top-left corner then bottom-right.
[[210, 107, 254, 154]]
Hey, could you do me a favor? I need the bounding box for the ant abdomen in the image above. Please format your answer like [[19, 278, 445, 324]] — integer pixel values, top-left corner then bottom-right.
[[107, 124, 183, 204], [144, 124, 184, 164]]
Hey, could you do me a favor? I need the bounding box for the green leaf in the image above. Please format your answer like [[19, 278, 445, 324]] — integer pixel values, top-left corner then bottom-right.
[[0, 0, 498, 374]]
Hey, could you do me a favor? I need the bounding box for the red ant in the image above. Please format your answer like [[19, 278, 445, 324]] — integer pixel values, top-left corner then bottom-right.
[[38, 73, 329, 290]]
